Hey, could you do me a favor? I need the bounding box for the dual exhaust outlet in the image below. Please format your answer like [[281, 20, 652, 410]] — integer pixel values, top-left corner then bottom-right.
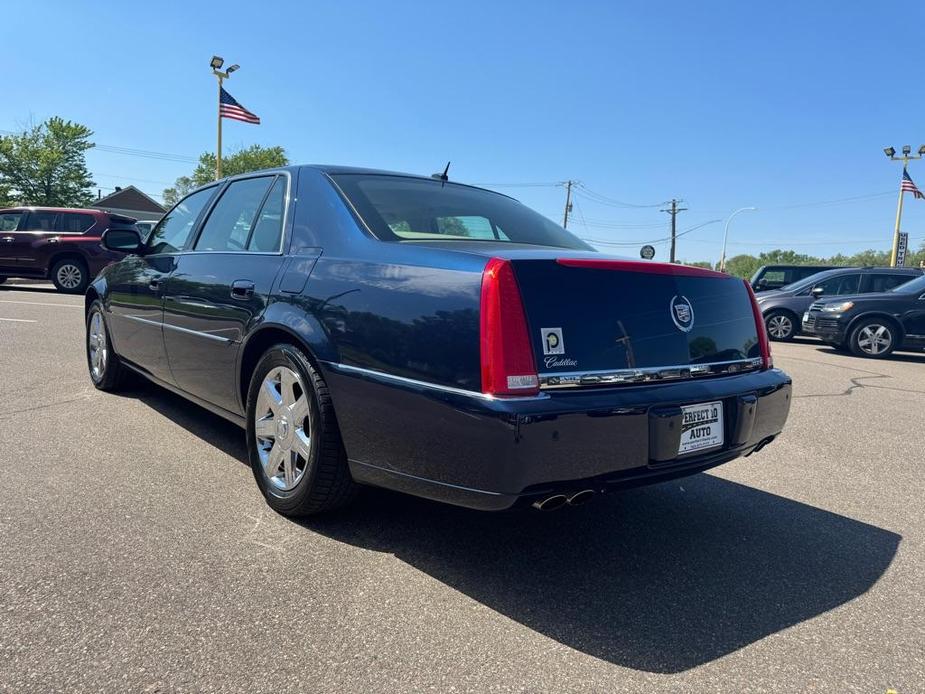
[[531, 489, 596, 511]]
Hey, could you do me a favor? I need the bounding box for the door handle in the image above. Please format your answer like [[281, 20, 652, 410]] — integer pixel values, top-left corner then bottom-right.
[[148, 278, 161, 292], [231, 280, 255, 300], [1, 236, 13, 243]]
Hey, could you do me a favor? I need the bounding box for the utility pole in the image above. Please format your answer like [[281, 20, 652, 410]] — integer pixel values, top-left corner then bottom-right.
[[210, 55, 240, 181], [661, 199, 687, 263], [562, 180, 573, 228], [883, 145, 925, 266]]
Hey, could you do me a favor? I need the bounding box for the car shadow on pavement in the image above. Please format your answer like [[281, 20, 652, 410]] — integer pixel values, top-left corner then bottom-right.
[[814, 345, 925, 364], [303, 476, 900, 674], [122, 381, 901, 674]]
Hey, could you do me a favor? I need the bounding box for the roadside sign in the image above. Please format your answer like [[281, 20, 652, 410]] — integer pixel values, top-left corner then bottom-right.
[[640, 244, 656, 260], [897, 232, 909, 267]]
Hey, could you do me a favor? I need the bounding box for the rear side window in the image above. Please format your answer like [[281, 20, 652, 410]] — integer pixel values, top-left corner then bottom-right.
[[248, 177, 286, 251], [195, 176, 275, 252], [0, 211, 22, 231], [148, 187, 216, 254], [868, 273, 915, 293], [58, 213, 95, 233], [760, 270, 787, 285], [26, 211, 58, 231]]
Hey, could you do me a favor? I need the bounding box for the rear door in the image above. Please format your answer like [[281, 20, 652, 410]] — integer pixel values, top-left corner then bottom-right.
[[14, 210, 59, 275], [162, 174, 289, 413], [0, 210, 25, 273], [106, 186, 217, 383]]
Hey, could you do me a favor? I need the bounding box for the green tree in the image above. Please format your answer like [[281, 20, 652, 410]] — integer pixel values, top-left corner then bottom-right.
[[724, 254, 763, 279], [0, 117, 95, 206], [163, 144, 288, 206]]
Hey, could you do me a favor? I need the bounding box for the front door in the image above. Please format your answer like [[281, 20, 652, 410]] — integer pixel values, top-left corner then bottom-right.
[[105, 186, 218, 383], [162, 174, 288, 414], [0, 210, 25, 273]]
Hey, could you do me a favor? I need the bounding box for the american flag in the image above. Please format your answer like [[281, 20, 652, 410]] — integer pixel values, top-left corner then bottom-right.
[[901, 169, 924, 199], [219, 87, 260, 124]]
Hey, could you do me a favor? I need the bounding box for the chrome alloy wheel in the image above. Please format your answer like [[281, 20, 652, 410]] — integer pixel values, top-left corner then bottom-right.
[[254, 366, 312, 491], [56, 263, 83, 289], [857, 324, 892, 356], [767, 314, 793, 339], [88, 310, 108, 380]]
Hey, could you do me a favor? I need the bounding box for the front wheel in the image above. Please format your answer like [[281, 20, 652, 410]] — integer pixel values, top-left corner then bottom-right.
[[86, 301, 130, 390], [849, 319, 897, 359], [51, 258, 89, 294], [246, 343, 357, 516], [765, 310, 797, 341]]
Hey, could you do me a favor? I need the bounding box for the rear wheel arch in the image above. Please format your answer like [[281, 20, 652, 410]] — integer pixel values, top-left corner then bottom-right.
[[238, 325, 325, 412], [48, 250, 87, 274]]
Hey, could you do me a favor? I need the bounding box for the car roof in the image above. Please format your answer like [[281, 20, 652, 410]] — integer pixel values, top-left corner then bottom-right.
[[0, 206, 106, 215]]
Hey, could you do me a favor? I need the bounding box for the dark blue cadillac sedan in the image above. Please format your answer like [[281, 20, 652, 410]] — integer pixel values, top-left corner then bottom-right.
[[85, 166, 791, 515]]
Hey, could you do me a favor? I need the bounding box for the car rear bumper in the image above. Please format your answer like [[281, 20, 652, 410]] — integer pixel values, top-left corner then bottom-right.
[[324, 363, 793, 511]]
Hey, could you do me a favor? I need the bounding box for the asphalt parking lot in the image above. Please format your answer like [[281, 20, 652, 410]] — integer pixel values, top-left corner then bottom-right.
[[1, 282, 923, 693]]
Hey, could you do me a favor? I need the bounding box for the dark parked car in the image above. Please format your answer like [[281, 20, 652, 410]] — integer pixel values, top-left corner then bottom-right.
[[85, 166, 792, 516], [750, 264, 838, 292], [802, 273, 925, 357], [756, 266, 922, 341], [0, 207, 136, 293]]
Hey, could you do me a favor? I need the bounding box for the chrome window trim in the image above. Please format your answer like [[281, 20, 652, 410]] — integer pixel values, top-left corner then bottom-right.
[[539, 357, 764, 389], [324, 362, 549, 401]]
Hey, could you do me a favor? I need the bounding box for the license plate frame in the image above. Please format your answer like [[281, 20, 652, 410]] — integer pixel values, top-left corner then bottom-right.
[[678, 400, 724, 455]]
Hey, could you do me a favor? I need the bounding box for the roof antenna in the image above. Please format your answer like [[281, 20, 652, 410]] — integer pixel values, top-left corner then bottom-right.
[[432, 161, 450, 185]]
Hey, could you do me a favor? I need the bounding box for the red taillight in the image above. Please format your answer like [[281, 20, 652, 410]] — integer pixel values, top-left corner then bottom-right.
[[744, 280, 773, 369], [480, 258, 539, 396]]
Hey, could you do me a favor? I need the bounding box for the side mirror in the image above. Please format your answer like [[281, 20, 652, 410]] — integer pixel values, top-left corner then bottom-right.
[[756, 279, 768, 289], [811, 286, 824, 297], [102, 227, 143, 254]]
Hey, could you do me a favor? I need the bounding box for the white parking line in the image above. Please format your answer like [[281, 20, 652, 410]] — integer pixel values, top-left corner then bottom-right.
[[0, 300, 81, 308], [0, 317, 37, 323]]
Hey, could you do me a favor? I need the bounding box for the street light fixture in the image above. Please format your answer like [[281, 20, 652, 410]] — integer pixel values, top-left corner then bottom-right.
[[227, 64, 240, 74], [718, 207, 757, 273], [210, 55, 224, 70], [883, 144, 925, 266]]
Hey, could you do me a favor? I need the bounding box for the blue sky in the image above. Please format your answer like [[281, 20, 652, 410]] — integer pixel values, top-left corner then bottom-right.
[[4, 1, 925, 263]]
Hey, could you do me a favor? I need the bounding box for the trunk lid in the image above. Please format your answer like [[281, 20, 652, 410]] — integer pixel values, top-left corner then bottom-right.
[[509, 258, 764, 387]]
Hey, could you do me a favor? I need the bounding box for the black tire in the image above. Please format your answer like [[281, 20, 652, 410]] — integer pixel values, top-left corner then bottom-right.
[[86, 300, 130, 391], [51, 258, 89, 294], [246, 343, 357, 516], [764, 310, 797, 341], [848, 318, 898, 359]]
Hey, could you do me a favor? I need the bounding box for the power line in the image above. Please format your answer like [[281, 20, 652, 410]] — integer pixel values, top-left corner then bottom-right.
[[573, 182, 667, 208], [0, 129, 198, 164]]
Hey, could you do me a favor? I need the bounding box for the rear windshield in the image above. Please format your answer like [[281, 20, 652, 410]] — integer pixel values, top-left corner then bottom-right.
[[331, 174, 592, 250]]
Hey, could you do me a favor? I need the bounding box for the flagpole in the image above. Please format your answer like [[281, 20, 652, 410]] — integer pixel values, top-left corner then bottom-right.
[[216, 73, 223, 180], [889, 166, 905, 267]]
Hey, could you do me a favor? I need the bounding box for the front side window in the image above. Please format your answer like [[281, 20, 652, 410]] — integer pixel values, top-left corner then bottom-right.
[[26, 211, 58, 231], [331, 174, 591, 250], [815, 274, 860, 296], [195, 176, 277, 252], [148, 187, 216, 254], [58, 213, 95, 233], [0, 211, 22, 231]]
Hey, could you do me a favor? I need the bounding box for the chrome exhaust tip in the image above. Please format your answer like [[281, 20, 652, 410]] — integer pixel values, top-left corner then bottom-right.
[[532, 494, 569, 511], [566, 489, 596, 506]]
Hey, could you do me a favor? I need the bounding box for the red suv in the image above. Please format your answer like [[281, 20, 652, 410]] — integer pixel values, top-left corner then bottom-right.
[[0, 207, 136, 293]]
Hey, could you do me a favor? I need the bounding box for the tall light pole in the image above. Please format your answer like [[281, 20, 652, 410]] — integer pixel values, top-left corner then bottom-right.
[[210, 55, 239, 180], [718, 207, 756, 272], [883, 145, 925, 266]]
